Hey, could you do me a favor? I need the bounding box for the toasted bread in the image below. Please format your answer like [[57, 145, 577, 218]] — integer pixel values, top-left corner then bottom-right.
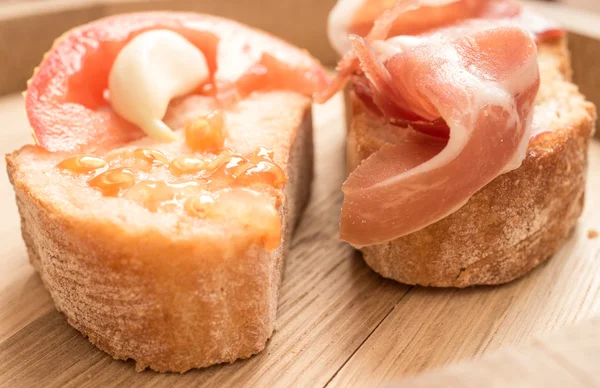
[[347, 37, 596, 287], [7, 91, 313, 372]]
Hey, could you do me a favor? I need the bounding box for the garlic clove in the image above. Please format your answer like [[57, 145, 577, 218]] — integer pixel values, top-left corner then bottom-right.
[[108, 29, 210, 142]]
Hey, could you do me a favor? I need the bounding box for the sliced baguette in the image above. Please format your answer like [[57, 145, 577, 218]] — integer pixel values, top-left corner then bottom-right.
[[7, 91, 313, 372], [347, 37, 596, 287]]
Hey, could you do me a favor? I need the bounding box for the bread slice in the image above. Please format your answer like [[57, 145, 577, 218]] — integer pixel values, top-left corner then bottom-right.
[[347, 37, 596, 287], [6, 91, 313, 372]]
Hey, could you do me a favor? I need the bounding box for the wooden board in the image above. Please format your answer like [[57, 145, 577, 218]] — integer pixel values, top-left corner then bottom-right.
[[1, 1, 600, 387], [0, 87, 599, 386]]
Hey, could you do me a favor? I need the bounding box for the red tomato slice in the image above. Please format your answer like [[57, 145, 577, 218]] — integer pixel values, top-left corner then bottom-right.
[[26, 12, 329, 152]]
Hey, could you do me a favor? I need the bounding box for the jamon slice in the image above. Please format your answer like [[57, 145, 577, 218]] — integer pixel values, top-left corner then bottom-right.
[[341, 27, 540, 247], [346, 37, 595, 286], [328, 0, 564, 54], [319, 0, 562, 103]]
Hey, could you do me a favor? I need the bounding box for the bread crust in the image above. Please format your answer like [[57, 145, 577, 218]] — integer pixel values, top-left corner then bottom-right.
[[346, 38, 597, 287], [6, 102, 313, 372]]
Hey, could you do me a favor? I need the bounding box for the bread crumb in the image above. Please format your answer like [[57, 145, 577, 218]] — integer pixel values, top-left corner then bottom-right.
[[588, 229, 599, 239]]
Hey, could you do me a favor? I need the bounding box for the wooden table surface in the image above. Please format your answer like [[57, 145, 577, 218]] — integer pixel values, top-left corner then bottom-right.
[[1, 1, 600, 387], [0, 88, 599, 387]]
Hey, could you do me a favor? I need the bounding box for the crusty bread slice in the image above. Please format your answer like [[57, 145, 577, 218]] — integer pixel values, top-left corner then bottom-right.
[[6, 91, 313, 372], [346, 37, 596, 287]]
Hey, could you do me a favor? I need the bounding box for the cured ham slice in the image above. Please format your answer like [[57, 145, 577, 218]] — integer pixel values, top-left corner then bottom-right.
[[328, 0, 564, 54], [341, 27, 540, 247]]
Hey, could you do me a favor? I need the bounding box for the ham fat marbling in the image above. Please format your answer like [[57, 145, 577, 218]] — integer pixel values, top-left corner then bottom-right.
[[321, 0, 558, 247]]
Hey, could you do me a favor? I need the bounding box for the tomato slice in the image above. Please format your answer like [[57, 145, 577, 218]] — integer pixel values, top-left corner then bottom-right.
[[26, 12, 329, 152]]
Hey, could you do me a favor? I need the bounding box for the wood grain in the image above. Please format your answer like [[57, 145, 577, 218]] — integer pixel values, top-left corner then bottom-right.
[[1, 1, 600, 386], [396, 317, 600, 388], [0, 87, 599, 386]]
